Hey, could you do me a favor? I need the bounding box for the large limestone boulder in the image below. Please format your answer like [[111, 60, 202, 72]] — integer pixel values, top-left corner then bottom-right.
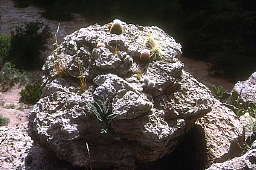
[[0, 123, 32, 170], [28, 20, 243, 169]]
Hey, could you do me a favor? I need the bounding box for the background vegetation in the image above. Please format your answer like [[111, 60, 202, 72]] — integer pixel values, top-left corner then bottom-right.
[[0, 62, 30, 91], [0, 115, 9, 126], [19, 81, 42, 104], [4, 22, 51, 71], [0, 34, 11, 66], [0, 21, 48, 93]]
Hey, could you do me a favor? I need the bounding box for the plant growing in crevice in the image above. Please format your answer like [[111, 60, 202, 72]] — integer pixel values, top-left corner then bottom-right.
[[76, 58, 87, 91], [108, 40, 121, 56], [112, 45, 121, 56], [210, 85, 256, 118], [145, 33, 163, 61], [134, 71, 144, 80], [51, 23, 67, 76], [228, 92, 256, 117], [53, 54, 67, 76], [210, 85, 230, 102], [86, 98, 117, 134]]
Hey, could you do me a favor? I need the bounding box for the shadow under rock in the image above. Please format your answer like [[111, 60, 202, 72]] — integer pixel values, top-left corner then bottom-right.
[[24, 145, 83, 170], [24, 124, 208, 170], [137, 125, 208, 170]]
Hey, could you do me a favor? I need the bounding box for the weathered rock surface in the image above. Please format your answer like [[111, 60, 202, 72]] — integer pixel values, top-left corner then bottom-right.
[[207, 149, 256, 170], [232, 72, 256, 145], [0, 123, 32, 170], [28, 20, 244, 169], [206, 72, 256, 170], [240, 113, 256, 145], [0, 122, 82, 170], [196, 100, 244, 166], [233, 72, 256, 104]]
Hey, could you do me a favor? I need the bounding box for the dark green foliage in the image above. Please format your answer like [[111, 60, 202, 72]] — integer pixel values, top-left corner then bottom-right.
[[20, 82, 42, 104], [0, 115, 9, 126], [0, 34, 11, 67], [0, 62, 29, 92], [5, 22, 51, 71], [87, 98, 117, 134], [211, 85, 256, 118], [228, 92, 256, 118], [210, 85, 230, 102]]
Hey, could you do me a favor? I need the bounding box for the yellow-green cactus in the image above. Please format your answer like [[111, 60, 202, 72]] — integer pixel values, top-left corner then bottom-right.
[[110, 19, 123, 35]]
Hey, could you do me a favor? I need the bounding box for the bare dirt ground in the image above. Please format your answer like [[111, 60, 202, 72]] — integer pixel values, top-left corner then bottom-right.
[[180, 57, 235, 90], [0, 86, 30, 126]]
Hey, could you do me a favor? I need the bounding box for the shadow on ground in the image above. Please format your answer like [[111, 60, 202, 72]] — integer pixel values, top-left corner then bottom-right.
[[23, 145, 83, 170]]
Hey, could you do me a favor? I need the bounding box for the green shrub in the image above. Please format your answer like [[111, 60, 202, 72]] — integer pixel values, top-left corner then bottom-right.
[[0, 115, 9, 126], [19, 82, 42, 104], [0, 34, 11, 67], [0, 62, 29, 92], [5, 22, 51, 71], [228, 92, 256, 118], [210, 85, 230, 102], [211, 85, 256, 118]]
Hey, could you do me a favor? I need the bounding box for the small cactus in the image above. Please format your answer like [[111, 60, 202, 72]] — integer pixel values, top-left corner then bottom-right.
[[145, 34, 163, 60], [96, 42, 106, 48], [110, 19, 123, 35], [139, 49, 151, 61]]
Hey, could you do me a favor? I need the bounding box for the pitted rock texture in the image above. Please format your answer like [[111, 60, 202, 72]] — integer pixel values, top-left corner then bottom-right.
[[196, 100, 244, 166], [0, 122, 82, 170], [232, 72, 256, 158], [0, 123, 32, 170], [28, 20, 242, 169], [207, 149, 256, 170], [233, 72, 256, 104]]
